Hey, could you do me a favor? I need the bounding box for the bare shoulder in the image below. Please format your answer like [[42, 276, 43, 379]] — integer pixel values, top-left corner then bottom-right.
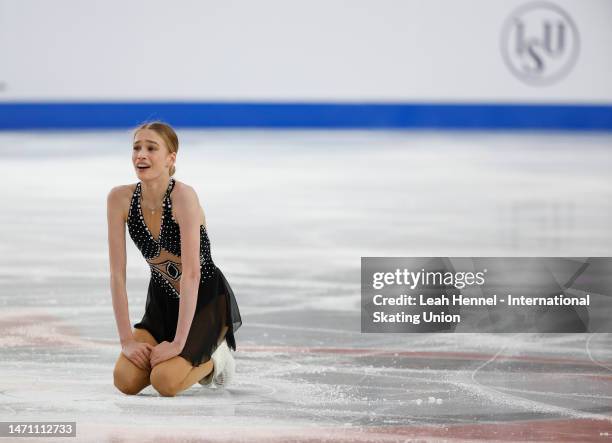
[[107, 183, 137, 222], [107, 183, 137, 203], [171, 180, 206, 226], [171, 180, 199, 204]]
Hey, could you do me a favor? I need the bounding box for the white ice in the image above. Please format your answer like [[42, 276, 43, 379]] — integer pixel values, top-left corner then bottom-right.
[[1, 130, 611, 442]]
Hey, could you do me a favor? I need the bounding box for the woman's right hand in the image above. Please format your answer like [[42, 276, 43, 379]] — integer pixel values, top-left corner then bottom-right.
[[121, 339, 154, 371]]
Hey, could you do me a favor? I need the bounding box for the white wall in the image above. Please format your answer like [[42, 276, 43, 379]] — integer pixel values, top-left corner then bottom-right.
[[0, 0, 610, 102]]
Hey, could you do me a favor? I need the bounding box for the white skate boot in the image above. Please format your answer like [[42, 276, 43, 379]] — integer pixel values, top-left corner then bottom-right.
[[198, 340, 235, 388]]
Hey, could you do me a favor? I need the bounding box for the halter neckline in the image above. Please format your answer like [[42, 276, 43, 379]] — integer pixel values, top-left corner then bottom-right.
[[136, 177, 175, 244], [138, 177, 175, 202]]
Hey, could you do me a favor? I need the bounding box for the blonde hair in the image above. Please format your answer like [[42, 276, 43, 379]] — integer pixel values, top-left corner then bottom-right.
[[133, 121, 179, 176]]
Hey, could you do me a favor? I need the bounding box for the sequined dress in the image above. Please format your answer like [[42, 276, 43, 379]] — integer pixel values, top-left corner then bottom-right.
[[127, 177, 242, 366]]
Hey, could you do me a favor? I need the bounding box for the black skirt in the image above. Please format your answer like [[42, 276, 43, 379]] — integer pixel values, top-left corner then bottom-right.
[[134, 266, 242, 367]]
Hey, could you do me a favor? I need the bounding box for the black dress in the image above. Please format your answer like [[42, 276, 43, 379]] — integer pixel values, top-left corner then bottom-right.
[[126, 177, 242, 367]]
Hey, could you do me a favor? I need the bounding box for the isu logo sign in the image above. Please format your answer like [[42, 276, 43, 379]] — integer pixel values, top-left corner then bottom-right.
[[501, 2, 579, 85]]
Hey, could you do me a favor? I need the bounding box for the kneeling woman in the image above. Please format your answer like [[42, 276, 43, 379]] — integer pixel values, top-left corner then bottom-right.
[[107, 121, 242, 397]]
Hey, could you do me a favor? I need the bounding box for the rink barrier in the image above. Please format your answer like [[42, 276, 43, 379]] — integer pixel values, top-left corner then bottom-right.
[[0, 102, 611, 130]]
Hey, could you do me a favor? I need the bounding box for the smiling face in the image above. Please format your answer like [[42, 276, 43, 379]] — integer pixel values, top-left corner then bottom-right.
[[132, 128, 176, 178]]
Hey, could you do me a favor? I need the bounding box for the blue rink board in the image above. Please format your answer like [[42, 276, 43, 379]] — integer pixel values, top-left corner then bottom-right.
[[1, 102, 611, 130]]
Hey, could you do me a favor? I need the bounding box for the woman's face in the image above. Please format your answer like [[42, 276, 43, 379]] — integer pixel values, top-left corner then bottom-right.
[[132, 129, 175, 179]]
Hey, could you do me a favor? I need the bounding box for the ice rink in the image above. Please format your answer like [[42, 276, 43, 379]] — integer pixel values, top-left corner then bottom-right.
[[1, 130, 612, 442]]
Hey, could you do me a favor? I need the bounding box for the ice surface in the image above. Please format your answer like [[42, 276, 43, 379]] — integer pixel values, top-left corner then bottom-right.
[[0, 130, 611, 442]]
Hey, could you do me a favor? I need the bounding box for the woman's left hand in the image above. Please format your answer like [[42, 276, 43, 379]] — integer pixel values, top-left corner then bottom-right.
[[150, 341, 183, 367]]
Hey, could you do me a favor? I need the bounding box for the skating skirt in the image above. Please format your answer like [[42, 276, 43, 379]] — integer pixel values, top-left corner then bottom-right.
[[134, 265, 242, 367]]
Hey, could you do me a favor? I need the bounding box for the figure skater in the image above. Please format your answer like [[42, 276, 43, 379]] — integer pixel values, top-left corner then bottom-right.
[[108, 121, 242, 397]]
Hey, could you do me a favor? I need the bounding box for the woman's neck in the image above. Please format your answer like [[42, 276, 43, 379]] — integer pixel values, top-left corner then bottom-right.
[[141, 176, 171, 208]]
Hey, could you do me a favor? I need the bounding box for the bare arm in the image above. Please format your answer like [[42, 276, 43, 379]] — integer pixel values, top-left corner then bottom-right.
[[107, 186, 133, 345], [171, 185, 202, 348]]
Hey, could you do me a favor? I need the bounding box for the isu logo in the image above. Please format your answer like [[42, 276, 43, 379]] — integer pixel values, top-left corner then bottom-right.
[[501, 2, 579, 85]]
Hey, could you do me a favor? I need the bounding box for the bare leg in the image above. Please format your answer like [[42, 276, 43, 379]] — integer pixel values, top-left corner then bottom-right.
[[113, 328, 158, 395]]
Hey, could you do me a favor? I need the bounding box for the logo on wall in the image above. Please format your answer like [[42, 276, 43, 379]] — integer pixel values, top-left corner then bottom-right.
[[501, 2, 579, 85]]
